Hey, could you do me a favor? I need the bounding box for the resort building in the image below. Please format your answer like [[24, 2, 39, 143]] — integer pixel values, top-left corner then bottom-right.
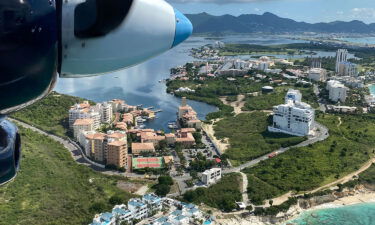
[[202, 168, 222, 186], [91, 212, 116, 225], [107, 141, 127, 168], [109, 99, 125, 113], [140, 131, 166, 147], [131, 143, 155, 155], [112, 205, 133, 223], [142, 194, 163, 211], [128, 198, 149, 220], [97, 102, 113, 124], [73, 118, 94, 139], [91, 194, 207, 225], [327, 80, 348, 103], [178, 97, 202, 129], [69, 103, 101, 129], [85, 132, 106, 162], [336, 49, 348, 73], [338, 62, 358, 77], [308, 68, 327, 82], [268, 89, 315, 137]]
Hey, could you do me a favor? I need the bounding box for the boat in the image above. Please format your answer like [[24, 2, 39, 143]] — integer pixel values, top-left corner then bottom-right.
[[168, 124, 178, 129]]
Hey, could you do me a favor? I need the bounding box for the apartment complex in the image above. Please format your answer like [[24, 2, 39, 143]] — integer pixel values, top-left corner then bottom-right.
[[327, 80, 348, 103], [131, 143, 155, 155], [202, 168, 222, 186], [308, 68, 327, 82], [107, 141, 128, 168], [90, 195, 206, 225], [73, 119, 94, 139], [336, 49, 348, 73], [337, 62, 358, 77], [178, 97, 202, 129], [69, 102, 101, 129], [269, 89, 315, 137]]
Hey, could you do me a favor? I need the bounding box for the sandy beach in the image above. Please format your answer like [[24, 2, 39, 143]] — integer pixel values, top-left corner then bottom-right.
[[214, 190, 375, 225]]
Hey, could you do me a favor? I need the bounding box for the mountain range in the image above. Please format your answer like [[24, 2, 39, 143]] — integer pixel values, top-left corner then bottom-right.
[[186, 12, 375, 34]]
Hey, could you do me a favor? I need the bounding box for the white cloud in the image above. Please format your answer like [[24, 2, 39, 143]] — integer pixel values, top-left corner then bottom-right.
[[351, 8, 375, 20], [254, 7, 261, 12]]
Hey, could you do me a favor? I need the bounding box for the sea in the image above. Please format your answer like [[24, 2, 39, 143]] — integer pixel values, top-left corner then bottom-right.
[[369, 84, 375, 96], [55, 34, 375, 223], [286, 203, 375, 225]]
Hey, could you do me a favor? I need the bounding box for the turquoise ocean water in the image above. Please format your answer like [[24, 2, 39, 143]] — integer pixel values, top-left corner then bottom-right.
[[369, 84, 375, 96], [286, 203, 375, 225]]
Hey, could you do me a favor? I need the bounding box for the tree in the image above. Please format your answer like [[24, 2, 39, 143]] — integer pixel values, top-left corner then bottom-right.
[[109, 195, 125, 205], [158, 176, 173, 186], [155, 184, 171, 197], [269, 200, 273, 206], [89, 201, 106, 213]]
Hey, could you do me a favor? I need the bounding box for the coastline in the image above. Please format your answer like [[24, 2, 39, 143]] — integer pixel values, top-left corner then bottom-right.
[[214, 188, 375, 225], [285, 191, 375, 224]]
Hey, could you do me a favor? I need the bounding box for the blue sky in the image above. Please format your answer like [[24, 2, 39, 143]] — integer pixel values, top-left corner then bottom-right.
[[167, 0, 375, 24]]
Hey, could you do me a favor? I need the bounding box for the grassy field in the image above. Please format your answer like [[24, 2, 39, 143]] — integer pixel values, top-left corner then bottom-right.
[[11, 92, 93, 138], [183, 173, 242, 212], [214, 112, 307, 166], [0, 127, 134, 225], [243, 113, 375, 205]]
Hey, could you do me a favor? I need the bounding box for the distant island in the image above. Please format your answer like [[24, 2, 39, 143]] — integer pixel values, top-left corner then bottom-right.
[[186, 12, 375, 34]]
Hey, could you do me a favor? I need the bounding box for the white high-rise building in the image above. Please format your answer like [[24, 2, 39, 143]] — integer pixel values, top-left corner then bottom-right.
[[269, 89, 315, 137], [202, 168, 222, 185], [97, 102, 113, 124], [336, 49, 348, 73], [326, 80, 348, 103]]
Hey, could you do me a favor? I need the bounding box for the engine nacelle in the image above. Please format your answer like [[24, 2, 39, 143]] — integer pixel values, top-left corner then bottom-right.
[[0, 118, 21, 185], [0, 0, 192, 185]]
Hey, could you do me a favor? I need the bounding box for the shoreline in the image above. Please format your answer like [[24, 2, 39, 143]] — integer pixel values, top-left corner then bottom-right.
[[214, 189, 375, 225], [284, 191, 375, 224]]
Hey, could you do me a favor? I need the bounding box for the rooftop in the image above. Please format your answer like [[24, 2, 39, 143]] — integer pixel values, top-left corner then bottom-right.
[[132, 143, 155, 151], [73, 118, 94, 126], [108, 141, 127, 147]]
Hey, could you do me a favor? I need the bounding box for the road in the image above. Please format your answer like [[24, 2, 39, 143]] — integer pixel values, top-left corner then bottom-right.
[[223, 122, 329, 174], [313, 84, 327, 112], [10, 118, 107, 172], [240, 172, 249, 204]]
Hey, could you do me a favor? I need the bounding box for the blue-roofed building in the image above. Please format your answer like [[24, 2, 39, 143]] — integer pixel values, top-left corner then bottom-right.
[[152, 216, 170, 225], [171, 210, 183, 217], [186, 207, 202, 218], [171, 215, 189, 225], [142, 193, 163, 211], [128, 198, 148, 220], [90, 212, 116, 225], [112, 205, 133, 223]]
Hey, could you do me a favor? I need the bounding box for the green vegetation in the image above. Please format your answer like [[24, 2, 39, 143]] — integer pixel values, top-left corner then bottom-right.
[[153, 176, 174, 196], [11, 92, 93, 138], [359, 163, 375, 186], [0, 127, 133, 225], [183, 173, 242, 212], [242, 86, 318, 111], [247, 175, 283, 205], [214, 112, 306, 166], [218, 44, 301, 56], [243, 113, 375, 204]]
